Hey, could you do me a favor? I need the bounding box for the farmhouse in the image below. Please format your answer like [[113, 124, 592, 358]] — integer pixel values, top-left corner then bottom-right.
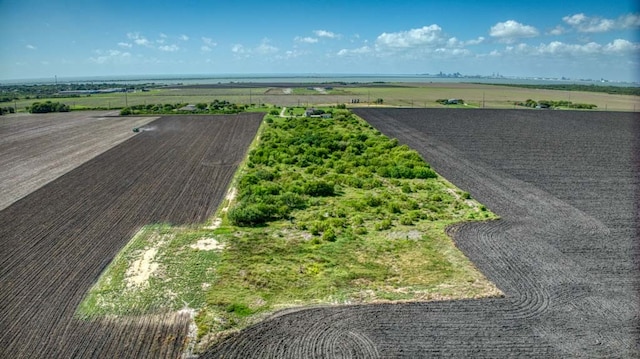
[[304, 108, 332, 118]]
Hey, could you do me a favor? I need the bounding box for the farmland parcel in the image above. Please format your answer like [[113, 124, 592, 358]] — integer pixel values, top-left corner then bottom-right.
[[202, 109, 639, 357], [0, 114, 263, 358]]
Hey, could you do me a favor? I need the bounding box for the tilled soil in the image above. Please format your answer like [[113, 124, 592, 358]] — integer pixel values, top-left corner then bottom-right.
[[0, 111, 158, 210], [0, 114, 263, 358], [203, 109, 639, 358]]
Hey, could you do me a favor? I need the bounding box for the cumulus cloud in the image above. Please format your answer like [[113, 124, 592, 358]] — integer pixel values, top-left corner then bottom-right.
[[256, 39, 278, 54], [26, 44, 36, 50], [158, 44, 179, 52], [118, 42, 132, 48], [489, 20, 539, 43], [314, 30, 340, 39], [90, 49, 131, 64], [505, 39, 639, 56], [337, 46, 373, 56], [201, 45, 212, 52], [563, 13, 640, 33], [232, 44, 246, 54], [604, 38, 640, 53], [179, 34, 189, 41], [278, 49, 307, 59], [295, 36, 318, 44], [127, 32, 151, 47], [548, 26, 566, 36], [376, 25, 446, 48], [464, 37, 485, 46], [202, 37, 217, 46]]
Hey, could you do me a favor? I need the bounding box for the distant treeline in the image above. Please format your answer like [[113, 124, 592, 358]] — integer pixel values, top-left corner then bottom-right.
[[515, 99, 597, 109], [0, 83, 160, 101], [28, 101, 70, 113], [487, 83, 640, 96], [120, 100, 246, 115]]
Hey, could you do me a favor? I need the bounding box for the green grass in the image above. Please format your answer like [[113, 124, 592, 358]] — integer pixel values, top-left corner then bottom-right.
[[78, 110, 501, 352], [11, 83, 637, 113]]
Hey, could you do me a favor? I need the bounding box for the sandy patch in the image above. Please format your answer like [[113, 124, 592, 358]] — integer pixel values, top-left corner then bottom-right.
[[190, 237, 225, 251], [125, 247, 159, 288], [205, 187, 237, 229]]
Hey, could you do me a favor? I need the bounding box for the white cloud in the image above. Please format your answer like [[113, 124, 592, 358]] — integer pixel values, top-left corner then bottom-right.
[[604, 39, 640, 53], [179, 34, 189, 41], [118, 42, 132, 48], [127, 32, 151, 47], [314, 30, 340, 39], [464, 37, 485, 46], [256, 39, 278, 54], [159, 33, 167, 38], [279, 49, 307, 59], [505, 39, 639, 56], [489, 20, 539, 43], [295, 36, 318, 44], [158, 44, 179, 52], [619, 14, 640, 28], [548, 26, 566, 36], [376, 25, 446, 49], [202, 37, 217, 46], [231, 40, 279, 57], [201, 45, 212, 52], [232, 44, 245, 53], [337, 46, 373, 56], [26, 44, 36, 50], [90, 49, 131, 64], [563, 13, 640, 33]]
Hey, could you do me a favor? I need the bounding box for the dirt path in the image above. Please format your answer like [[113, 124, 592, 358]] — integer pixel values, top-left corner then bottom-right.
[[0, 114, 263, 358], [202, 109, 639, 357]]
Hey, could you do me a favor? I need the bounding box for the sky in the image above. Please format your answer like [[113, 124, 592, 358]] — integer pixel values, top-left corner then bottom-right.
[[1, 0, 639, 82]]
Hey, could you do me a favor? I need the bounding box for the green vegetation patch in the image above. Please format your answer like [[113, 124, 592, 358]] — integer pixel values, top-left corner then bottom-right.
[[78, 111, 500, 352]]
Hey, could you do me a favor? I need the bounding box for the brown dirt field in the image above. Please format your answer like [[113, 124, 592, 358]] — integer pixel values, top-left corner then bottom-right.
[[0, 113, 263, 358], [0, 111, 158, 210]]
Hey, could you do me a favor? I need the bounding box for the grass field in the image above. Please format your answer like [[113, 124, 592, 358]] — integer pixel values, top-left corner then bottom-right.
[[78, 111, 501, 352], [9, 82, 638, 112]]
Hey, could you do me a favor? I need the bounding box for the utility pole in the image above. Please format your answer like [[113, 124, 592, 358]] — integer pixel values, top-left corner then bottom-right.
[[482, 92, 485, 108], [124, 90, 128, 107]]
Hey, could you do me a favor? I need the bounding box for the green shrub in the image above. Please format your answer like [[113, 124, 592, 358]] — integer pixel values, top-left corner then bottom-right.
[[228, 203, 273, 226], [303, 181, 335, 197], [375, 218, 392, 231]]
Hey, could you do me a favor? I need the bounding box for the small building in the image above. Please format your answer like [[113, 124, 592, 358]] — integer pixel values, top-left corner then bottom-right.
[[179, 104, 197, 111]]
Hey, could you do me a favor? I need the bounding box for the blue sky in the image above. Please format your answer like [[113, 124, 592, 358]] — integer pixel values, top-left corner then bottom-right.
[[1, 0, 638, 81]]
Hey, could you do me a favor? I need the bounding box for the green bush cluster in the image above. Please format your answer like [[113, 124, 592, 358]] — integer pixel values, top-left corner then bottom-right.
[[120, 100, 248, 115], [0, 106, 15, 115], [515, 99, 597, 109], [28, 101, 70, 113], [228, 111, 441, 229]]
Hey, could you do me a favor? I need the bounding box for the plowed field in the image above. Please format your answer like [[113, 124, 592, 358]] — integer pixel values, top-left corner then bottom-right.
[[0, 111, 158, 210], [203, 109, 639, 357], [0, 114, 263, 358]]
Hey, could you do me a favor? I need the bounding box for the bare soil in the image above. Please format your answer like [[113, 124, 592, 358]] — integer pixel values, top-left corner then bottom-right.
[[0, 113, 263, 358], [0, 111, 157, 210], [202, 109, 639, 358]]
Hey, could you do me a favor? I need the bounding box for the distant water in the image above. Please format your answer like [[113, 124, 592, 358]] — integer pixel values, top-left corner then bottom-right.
[[2, 74, 637, 87]]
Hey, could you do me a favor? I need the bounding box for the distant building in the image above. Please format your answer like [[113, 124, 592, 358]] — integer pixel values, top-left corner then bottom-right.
[[179, 104, 197, 111]]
